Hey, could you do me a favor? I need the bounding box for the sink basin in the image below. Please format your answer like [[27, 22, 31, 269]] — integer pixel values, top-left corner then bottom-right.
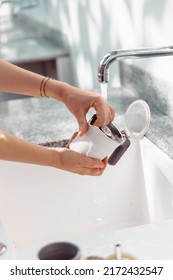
[[0, 137, 173, 251]]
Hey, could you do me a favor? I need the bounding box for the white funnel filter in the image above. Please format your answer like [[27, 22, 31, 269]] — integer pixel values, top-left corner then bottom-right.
[[125, 99, 150, 139]]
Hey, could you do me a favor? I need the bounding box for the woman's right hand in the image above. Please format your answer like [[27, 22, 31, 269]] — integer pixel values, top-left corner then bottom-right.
[[0, 129, 107, 176], [50, 147, 107, 176]]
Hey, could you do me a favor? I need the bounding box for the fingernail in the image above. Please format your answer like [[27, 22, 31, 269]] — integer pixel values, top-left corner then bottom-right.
[[78, 131, 83, 137]]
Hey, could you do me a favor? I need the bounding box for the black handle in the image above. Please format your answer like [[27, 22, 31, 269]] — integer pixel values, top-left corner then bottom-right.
[[89, 114, 97, 125], [108, 138, 131, 165]]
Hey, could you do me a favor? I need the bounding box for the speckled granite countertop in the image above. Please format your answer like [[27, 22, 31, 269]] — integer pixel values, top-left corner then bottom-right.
[[0, 87, 172, 159]]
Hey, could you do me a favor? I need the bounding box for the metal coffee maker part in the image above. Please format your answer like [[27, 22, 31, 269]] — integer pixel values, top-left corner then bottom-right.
[[69, 114, 126, 161], [91, 114, 131, 165], [109, 99, 150, 165], [70, 100, 150, 166], [86, 244, 137, 260], [106, 244, 136, 260]]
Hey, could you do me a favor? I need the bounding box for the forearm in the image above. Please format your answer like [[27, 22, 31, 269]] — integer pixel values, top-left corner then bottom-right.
[[0, 59, 43, 96], [0, 59, 65, 100], [0, 129, 54, 167], [0, 129, 106, 176]]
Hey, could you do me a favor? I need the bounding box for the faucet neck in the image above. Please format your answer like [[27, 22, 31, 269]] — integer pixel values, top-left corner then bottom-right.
[[98, 45, 173, 83]]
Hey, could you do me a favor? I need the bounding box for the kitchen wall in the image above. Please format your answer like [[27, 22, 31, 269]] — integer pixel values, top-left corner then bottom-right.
[[20, 0, 173, 92]]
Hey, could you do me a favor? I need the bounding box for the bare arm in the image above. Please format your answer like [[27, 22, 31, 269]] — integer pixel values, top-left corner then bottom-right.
[[0, 59, 115, 132], [0, 130, 106, 176], [0, 59, 43, 97], [0, 59, 114, 175]]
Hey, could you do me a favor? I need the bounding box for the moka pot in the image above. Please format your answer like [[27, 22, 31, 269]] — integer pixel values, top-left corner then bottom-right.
[[69, 114, 127, 162], [69, 100, 150, 165]]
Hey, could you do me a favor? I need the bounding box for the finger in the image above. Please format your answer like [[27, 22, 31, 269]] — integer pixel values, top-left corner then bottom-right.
[[92, 99, 115, 127], [102, 157, 108, 166], [110, 105, 115, 122], [93, 157, 108, 176], [66, 132, 78, 148], [101, 157, 108, 173], [86, 164, 107, 176], [78, 167, 105, 176], [91, 99, 106, 127], [78, 122, 88, 136], [76, 112, 88, 136], [79, 154, 105, 169]]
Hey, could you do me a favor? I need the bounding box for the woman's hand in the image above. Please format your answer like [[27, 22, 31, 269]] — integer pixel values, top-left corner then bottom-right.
[[47, 81, 115, 136], [51, 147, 108, 176], [62, 84, 115, 136], [0, 60, 113, 175], [65, 88, 115, 136], [0, 130, 107, 176], [0, 60, 115, 135]]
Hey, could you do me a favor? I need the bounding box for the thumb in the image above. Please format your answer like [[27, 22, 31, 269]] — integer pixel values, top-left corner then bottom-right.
[[77, 116, 88, 137]]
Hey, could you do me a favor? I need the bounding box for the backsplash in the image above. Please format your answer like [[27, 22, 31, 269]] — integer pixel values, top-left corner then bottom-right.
[[119, 61, 173, 119]]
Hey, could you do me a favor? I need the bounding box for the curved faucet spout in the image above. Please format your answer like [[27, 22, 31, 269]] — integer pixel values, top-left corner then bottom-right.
[[98, 45, 173, 83]]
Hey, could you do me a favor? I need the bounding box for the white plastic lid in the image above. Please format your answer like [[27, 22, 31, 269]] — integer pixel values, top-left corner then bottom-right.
[[125, 99, 151, 139]]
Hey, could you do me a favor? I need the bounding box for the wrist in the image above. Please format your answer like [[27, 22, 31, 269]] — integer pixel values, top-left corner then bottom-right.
[[45, 79, 69, 102], [49, 147, 64, 170]]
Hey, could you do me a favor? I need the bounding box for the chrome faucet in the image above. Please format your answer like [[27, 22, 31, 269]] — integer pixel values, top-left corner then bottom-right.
[[98, 45, 173, 83], [98, 45, 173, 165]]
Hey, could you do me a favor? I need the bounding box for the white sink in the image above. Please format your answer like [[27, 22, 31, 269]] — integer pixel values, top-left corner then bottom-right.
[[0, 137, 173, 252]]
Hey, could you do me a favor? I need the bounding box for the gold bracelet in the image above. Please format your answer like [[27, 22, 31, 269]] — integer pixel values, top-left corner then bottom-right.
[[40, 77, 51, 98]]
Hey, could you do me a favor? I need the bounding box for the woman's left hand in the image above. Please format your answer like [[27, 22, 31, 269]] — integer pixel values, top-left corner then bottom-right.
[[61, 84, 115, 136], [48, 80, 115, 136]]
